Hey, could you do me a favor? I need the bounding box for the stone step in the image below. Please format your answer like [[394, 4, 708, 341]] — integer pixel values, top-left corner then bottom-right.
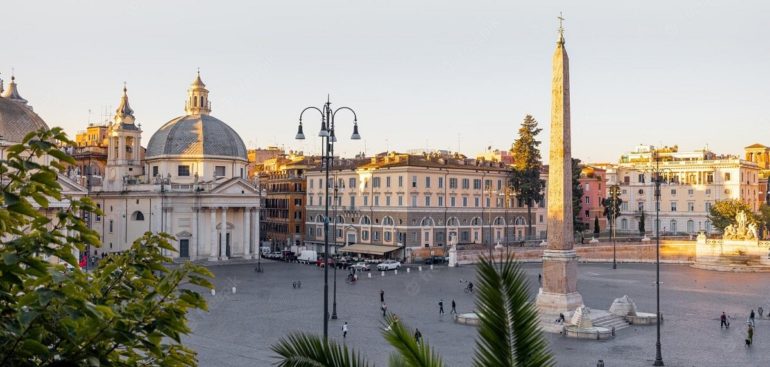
[[592, 314, 631, 331]]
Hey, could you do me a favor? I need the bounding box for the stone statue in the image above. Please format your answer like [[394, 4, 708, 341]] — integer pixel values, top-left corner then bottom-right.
[[723, 211, 757, 241]]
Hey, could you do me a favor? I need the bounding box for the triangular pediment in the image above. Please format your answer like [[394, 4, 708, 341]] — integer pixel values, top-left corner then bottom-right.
[[745, 143, 768, 149], [208, 177, 260, 195]]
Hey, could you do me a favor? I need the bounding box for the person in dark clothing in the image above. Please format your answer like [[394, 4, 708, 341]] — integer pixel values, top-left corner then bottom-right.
[[438, 300, 444, 315], [414, 328, 422, 344], [720, 312, 728, 328], [538, 274, 542, 285], [750, 309, 756, 326], [451, 299, 457, 314], [747, 324, 754, 346], [759, 306, 764, 318], [380, 289, 384, 303], [381, 303, 387, 317]]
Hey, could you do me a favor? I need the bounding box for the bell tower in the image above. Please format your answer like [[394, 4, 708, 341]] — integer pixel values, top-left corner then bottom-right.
[[106, 84, 143, 190]]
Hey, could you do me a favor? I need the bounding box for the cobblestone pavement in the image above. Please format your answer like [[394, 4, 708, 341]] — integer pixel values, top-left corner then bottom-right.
[[184, 261, 770, 366]]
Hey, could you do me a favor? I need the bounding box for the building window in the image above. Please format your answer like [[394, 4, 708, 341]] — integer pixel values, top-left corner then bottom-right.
[[463, 197, 468, 207], [670, 219, 677, 233], [425, 197, 431, 207], [350, 196, 356, 209], [671, 189, 676, 195], [438, 177, 444, 188], [386, 176, 391, 187], [373, 177, 381, 188], [688, 202, 695, 212], [705, 189, 711, 195], [398, 176, 403, 187], [621, 202, 628, 211], [450, 197, 456, 207], [671, 202, 677, 212], [152, 166, 159, 177], [373, 231, 380, 241], [386, 196, 391, 206], [705, 202, 712, 212], [688, 189, 694, 195], [411, 196, 417, 207], [497, 180, 502, 190], [109, 219, 113, 233], [178, 165, 190, 176], [363, 196, 368, 206], [473, 179, 482, 190], [724, 173, 731, 182], [96, 204, 101, 221], [362, 230, 369, 241], [425, 177, 431, 188], [438, 196, 444, 207], [384, 232, 392, 242], [412, 176, 417, 188], [449, 178, 458, 189], [461, 231, 469, 242], [348, 178, 355, 189], [398, 196, 403, 206], [584, 196, 590, 204], [462, 179, 470, 189], [131, 211, 145, 221], [214, 166, 226, 177], [374, 196, 379, 206], [474, 197, 480, 207]]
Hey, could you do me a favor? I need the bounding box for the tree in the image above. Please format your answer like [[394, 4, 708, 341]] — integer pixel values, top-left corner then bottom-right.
[[639, 210, 646, 235], [707, 199, 758, 232], [758, 203, 770, 239], [510, 115, 545, 241], [571, 158, 587, 235], [593, 216, 600, 237], [0, 128, 213, 366], [272, 256, 554, 367], [602, 187, 622, 235]]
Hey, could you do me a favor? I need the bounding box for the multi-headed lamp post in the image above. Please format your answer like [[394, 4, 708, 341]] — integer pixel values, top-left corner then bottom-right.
[[647, 151, 665, 366], [295, 98, 360, 340], [609, 184, 620, 270]]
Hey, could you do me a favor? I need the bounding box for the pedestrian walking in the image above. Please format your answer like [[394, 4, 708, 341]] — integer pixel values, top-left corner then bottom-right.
[[720, 312, 728, 329], [380, 289, 385, 303], [538, 273, 542, 285], [746, 324, 754, 346], [381, 303, 388, 317], [342, 322, 348, 339], [759, 306, 764, 318], [438, 300, 444, 315], [414, 328, 422, 344], [750, 309, 756, 326], [451, 299, 457, 314]]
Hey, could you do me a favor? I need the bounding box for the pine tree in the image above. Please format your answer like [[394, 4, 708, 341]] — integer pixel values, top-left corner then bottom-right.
[[572, 158, 586, 234], [510, 115, 545, 240]]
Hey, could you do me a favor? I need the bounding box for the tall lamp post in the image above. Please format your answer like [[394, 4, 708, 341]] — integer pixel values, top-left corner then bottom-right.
[[608, 184, 620, 270], [651, 151, 664, 366], [294, 97, 360, 340], [331, 180, 339, 319]]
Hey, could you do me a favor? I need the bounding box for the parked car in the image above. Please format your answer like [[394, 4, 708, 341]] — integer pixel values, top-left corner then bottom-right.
[[424, 256, 446, 265], [377, 260, 401, 271], [296, 250, 317, 264], [268, 252, 282, 260], [351, 262, 370, 271]]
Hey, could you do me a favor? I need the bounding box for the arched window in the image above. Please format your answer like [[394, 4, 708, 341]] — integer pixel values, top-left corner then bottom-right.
[[493, 217, 505, 226], [131, 211, 145, 221], [687, 220, 694, 233], [336, 215, 344, 224], [420, 217, 435, 227], [382, 216, 394, 226], [360, 216, 372, 225], [514, 217, 526, 226], [621, 218, 628, 230], [446, 217, 460, 227], [316, 215, 324, 223], [670, 219, 677, 233], [470, 217, 482, 226]]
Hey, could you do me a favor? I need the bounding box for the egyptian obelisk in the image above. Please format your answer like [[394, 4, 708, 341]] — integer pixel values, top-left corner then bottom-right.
[[535, 15, 584, 321]]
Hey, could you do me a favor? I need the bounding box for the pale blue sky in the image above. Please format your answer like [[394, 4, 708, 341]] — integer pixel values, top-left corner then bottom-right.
[[3, 1, 768, 162]]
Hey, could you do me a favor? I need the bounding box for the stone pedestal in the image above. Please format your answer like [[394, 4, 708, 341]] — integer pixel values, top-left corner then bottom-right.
[[536, 250, 583, 316]]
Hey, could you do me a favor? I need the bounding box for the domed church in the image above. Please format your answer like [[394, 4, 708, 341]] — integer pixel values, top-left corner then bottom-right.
[[92, 73, 260, 261]]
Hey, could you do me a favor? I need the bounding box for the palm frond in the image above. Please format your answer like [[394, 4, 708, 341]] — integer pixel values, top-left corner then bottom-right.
[[472, 256, 554, 367], [381, 314, 444, 367], [271, 332, 371, 367]]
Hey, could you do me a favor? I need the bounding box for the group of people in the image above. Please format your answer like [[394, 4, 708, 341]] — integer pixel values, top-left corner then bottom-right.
[[721, 307, 766, 347]]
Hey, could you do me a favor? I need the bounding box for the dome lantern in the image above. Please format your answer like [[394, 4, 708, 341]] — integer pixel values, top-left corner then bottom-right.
[[184, 70, 211, 115]]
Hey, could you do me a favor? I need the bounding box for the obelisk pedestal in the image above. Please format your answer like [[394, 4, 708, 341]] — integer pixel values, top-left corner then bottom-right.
[[536, 250, 583, 315]]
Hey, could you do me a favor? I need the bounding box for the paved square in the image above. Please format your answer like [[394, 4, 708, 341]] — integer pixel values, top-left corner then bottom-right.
[[185, 262, 770, 366]]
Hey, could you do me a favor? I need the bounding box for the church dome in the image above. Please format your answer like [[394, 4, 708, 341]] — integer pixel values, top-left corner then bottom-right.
[[145, 114, 247, 159], [145, 72, 247, 160], [0, 77, 48, 143]]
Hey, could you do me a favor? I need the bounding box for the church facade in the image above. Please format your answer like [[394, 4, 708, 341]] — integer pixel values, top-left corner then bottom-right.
[[89, 73, 261, 261]]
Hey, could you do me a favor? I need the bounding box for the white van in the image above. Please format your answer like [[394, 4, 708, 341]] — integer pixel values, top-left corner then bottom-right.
[[297, 250, 317, 264]]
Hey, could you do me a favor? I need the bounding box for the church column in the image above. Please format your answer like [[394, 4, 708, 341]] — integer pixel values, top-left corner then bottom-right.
[[243, 208, 251, 259], [220, 207, 228, 260], [209, 208, 218, 261], [118, 136, 126, 162], [191, 208, 198, 260]]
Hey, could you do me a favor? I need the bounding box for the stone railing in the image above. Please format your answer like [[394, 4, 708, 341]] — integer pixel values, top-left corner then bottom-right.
[[759, 241, 770, 249], [705, 239, 723, 246]]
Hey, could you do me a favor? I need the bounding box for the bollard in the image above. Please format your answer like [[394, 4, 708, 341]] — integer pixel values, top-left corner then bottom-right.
[[430, 264, 434, 270], [368, 272, 372, 278], [394, 269, 398, 275], [418, 266, 423, 272], [381, 271, 385, 277], [406, 268, 410, 273], [232, 287, 236, 294], [211, 289, 216, 296]]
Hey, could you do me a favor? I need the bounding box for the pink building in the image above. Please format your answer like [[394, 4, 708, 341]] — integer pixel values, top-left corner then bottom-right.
[[578, 166, 607, 233]]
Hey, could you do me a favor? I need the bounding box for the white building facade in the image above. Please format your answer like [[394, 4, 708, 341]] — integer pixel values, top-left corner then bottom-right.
[[605, 145, 760, 235]]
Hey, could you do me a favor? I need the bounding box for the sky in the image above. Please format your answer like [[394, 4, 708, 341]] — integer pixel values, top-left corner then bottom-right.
[[2, 1, 768, 162]]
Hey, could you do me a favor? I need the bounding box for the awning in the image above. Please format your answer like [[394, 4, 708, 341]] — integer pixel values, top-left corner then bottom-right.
[[339, 244, 401, 256]]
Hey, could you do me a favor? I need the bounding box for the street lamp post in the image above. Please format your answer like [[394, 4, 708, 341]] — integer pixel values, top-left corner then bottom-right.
[[295, 97, 360, 340], [652, 151, 664, 366], [331, 181, 339, 320], [609, 184, 620, 270]]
